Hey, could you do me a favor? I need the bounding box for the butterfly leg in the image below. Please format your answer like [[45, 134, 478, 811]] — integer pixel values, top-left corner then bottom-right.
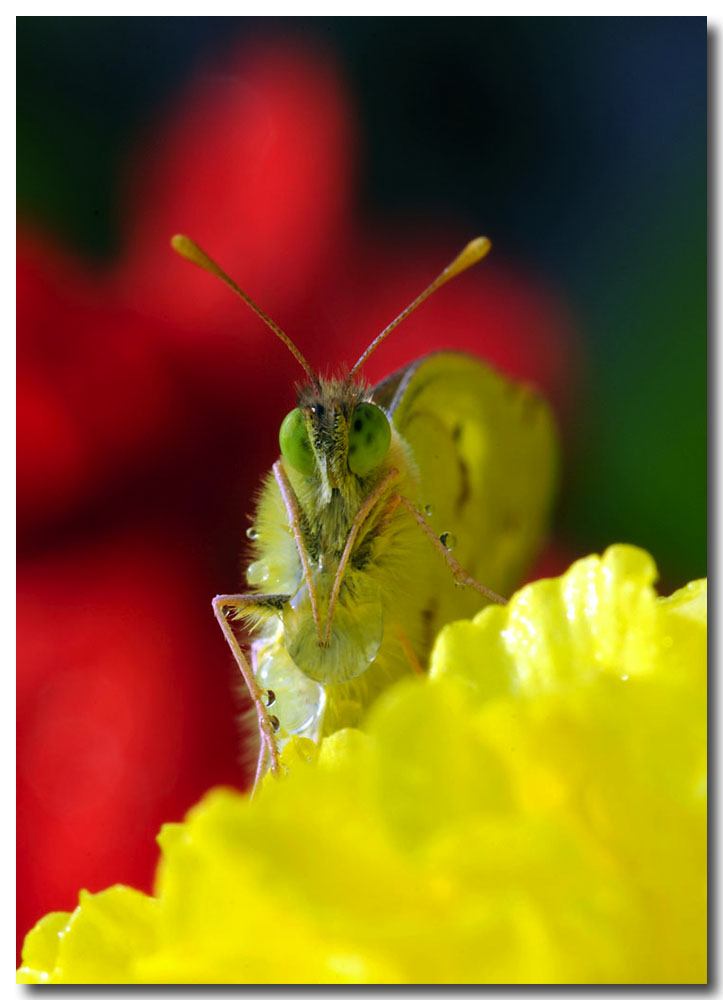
[[249, 643, 270, 793], [394, 495, 508, 605], [396, 624, 424, 676], [273, 461, 324, 644], [212, 593, 290, 781]]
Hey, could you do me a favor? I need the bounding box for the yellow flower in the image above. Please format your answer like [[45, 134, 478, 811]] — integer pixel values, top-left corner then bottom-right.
[[18, 545, 706, 984]]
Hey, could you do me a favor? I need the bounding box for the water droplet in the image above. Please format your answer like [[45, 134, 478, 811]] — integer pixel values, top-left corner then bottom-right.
[[256, 642, 326, 741], [440, 531, 457, 551], [247, 560, 270, 586], [269, 715, 280, 733], [264, 689, 276, 707], [246, 527, 258, 540], [424, 504, 434, 517]]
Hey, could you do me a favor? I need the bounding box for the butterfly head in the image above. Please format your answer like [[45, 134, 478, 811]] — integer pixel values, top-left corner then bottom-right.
[[279, 380, 392, 489]]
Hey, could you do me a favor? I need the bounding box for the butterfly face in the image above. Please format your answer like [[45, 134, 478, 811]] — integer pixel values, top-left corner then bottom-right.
[[279, 386, 392, 491]]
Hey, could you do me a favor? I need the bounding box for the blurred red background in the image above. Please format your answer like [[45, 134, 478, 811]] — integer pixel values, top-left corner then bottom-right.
[[17, 37, 582, 957]]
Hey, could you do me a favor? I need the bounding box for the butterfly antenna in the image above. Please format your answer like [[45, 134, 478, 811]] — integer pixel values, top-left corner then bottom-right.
[[346, 236, 492, 384], [171, 235, 320, 391]]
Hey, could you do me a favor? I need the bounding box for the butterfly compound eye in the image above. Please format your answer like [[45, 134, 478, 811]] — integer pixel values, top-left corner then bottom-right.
[[279, 408, 315, 476], [348, 403, 391, 476]]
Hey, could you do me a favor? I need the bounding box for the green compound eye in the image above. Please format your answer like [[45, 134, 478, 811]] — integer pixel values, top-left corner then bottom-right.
[[279, 408, 315, 476], [348, 403, 391, 476]]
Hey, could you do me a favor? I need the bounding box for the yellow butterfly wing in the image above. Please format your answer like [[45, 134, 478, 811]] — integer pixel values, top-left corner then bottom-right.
[[373, 351, 558, 638]]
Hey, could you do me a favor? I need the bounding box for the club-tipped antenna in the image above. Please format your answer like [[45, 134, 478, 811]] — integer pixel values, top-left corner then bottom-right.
[[345, 236, 492, 384], [171, 235, 320, 391]]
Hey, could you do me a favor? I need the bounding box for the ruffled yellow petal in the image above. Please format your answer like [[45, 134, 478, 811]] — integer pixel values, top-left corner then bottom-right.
[[17, 887, 159, 984], [430, 543, 705, 694], [16, 911, 71, 984], [18, 545, 706, 984]]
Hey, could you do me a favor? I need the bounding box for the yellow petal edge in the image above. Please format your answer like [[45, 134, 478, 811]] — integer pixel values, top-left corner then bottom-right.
[[18, 545, 706, 984]]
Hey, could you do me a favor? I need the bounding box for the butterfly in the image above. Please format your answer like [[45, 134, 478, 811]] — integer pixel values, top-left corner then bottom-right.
[[172, 235, 557, 787]]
